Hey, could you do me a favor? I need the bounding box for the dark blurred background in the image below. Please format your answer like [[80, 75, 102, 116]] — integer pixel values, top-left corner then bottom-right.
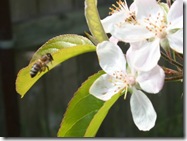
[[0, 0, 184, 137]]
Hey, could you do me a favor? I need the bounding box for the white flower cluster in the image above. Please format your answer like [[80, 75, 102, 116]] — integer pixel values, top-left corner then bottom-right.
[[89, 0, 183, 131]]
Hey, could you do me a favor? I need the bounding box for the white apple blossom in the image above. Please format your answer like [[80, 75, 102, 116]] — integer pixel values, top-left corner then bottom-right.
[[101, 0, 183, 71], [89, 41, 165, 131]]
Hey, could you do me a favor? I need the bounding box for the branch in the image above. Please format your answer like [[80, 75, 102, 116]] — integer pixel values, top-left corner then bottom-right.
[[161, 52, 183, 69]]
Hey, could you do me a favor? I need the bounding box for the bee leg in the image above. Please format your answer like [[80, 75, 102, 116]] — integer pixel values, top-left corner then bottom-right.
[[37, 69, 43, 75], [37, 65, 50, 76], [43, 64, 49, 71], [45, 65, 49, 71], [42, 66, 47, 73], [37, 66, 46, 76]]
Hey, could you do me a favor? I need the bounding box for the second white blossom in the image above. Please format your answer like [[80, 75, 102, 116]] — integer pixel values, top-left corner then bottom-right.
[[89, 41, 165, 131]]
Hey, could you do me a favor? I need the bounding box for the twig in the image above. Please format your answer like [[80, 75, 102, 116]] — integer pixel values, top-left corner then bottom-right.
[[161, 52, 183, 69]]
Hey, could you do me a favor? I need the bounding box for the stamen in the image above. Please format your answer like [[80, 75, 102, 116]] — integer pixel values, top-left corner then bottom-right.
[[144, 12, 167, 39], [123, 87, 128, 100], [109, 0, 127, 15]]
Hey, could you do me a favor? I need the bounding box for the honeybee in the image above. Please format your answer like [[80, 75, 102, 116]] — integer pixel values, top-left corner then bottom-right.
[[30, 53, 53, 78]]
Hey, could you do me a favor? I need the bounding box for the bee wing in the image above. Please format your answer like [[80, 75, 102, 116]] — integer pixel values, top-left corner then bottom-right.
[[29, 52, 43, 64], [22, 51, 43, 65], [23, 51, 33, 59]]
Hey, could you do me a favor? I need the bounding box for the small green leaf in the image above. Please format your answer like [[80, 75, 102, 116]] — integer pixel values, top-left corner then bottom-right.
[[16, 34, 96, 98], [85, 0, 108, 43], [84, 92, 121, 137], [57, 71, 104, 137], [57, 71, 121, 137]]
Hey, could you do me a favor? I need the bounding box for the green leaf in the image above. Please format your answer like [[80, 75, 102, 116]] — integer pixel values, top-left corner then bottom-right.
[[16, 34, 96, 98], [84, 32, 98, 45], [57, 71, 121, 137], [85, 0, 108, 43], [84, 92, 121, 137]]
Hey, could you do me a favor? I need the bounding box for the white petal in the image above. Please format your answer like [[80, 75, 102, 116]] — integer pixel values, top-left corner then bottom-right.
[[130, 89, 157, 131], [97, 41, 126, 76], [126, 39, 160, 72], [167, 16, 183, 30], [167, 0, 183, 29], [136, 65, 165, 93], [135, 0, 163, 20], [89, 74, 124, 101], [112, 24, 154, 43], [167, 29, 183, 54], [129, 1, 136, 11], [109, 36, 119, 45], [101, 11, 126, 33]]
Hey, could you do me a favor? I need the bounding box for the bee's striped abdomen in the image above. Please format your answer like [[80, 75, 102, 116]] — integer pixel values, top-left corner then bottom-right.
[[30, 63, 42, 78]]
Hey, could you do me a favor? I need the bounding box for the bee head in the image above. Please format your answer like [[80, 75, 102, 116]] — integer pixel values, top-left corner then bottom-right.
[[46, 53, 53, 61]]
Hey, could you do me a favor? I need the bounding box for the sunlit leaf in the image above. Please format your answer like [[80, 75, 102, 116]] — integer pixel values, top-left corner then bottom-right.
[[85, 0, 108, 43], [16, 34, 96, 97], [57, 71, 121, 137]]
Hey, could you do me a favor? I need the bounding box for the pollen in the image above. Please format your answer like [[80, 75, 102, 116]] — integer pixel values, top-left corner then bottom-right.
[[144, 12, 167, 39], [124, 12, 137, 24]]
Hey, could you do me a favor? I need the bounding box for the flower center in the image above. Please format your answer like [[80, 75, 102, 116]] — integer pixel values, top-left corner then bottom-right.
[[111, 70, 136, 98], [144, 12, 167, 39], [125, 75, 136, 86], [112, 70, 136, 87]]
